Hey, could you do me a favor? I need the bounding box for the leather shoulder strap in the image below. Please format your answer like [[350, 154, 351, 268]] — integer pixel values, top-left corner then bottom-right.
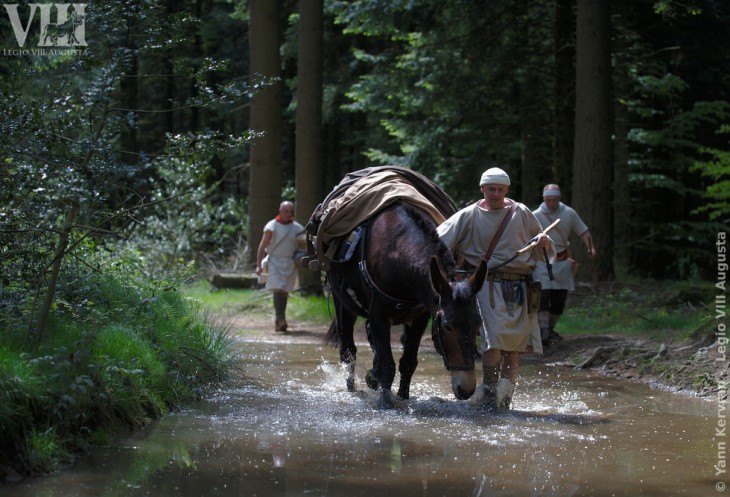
[[484, 201, 518, 263]]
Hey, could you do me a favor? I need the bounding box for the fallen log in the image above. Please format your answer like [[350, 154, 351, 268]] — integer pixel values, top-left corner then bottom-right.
[[210, 273, 259, 289]]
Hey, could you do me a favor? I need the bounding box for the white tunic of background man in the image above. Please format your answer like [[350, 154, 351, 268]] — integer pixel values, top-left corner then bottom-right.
[[532, 186, 594, 292], [255, 201, 305, 333], [261, 215, 303, 293]]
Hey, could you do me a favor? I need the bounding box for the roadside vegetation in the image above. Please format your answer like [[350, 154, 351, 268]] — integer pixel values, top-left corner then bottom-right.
[[555, 279, 714, 342], [184, 278, 713, 344], [0, 272, 236, 479], [182, 280, 334, 325], [541, 279, 719, 396]]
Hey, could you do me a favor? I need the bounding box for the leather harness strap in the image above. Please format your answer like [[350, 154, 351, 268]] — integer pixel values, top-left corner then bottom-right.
[[482, 202, 519, 308], [483, 201, 519, 265], [357, 220, 421, 312]]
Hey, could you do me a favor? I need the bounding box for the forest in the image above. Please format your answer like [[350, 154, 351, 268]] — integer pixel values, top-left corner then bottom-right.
[[0, 0, 728, 477], [2, 0, 729, 294]]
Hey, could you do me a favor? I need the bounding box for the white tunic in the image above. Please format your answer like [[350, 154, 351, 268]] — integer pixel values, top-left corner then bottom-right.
[[437, 200, 554, 354], [263, 220, 305, 293], [531, 202, 589, 291]]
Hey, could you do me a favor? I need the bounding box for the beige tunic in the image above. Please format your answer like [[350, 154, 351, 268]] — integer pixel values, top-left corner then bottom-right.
[[437, 200, 554, 354], [263, 220, 305, 293], [532, 202, 589, 291]]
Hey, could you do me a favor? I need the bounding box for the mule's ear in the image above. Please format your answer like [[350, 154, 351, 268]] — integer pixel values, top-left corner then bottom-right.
[[452, 247, 465, 267], [429, 256, 449, 297], [469, 259, 488, 294]]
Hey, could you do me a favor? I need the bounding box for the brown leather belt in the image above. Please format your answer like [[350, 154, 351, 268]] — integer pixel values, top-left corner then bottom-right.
[[486, 271, 531, 281], [486, 272, 532, 308], [556, 250, 569, 261]]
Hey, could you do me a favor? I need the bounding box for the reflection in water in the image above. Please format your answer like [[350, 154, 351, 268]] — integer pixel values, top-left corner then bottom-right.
[[2, 341, 717, 497]]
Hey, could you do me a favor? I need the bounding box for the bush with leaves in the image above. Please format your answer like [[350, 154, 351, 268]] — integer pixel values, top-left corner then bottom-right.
[[0, 263, 235, 476]]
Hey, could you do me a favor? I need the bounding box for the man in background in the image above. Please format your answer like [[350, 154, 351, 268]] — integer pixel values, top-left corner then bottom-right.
[[532, 184, 596, 346], [255, 201, 305, 332]]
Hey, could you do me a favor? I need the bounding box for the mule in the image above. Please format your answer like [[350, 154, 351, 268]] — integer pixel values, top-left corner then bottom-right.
[[325, 201, 487, 409]]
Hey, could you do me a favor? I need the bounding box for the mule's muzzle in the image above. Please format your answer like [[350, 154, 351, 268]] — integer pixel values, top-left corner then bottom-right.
[[451, 370, 476, 400]]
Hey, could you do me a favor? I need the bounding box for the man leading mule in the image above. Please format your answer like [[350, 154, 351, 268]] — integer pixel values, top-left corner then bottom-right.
[[438, 167, 554, 411]]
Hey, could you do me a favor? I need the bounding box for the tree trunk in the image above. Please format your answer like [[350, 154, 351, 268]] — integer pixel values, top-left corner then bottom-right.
[[119, 55, 138, 168], [246, 0, 283, 268], [553, 0, 576, 199], [612, 48, 631, 273], [572, 0, 614, 281], [32, 201, 78, 349], [520, 99, 542, 208], [295, 0, 324, 294]]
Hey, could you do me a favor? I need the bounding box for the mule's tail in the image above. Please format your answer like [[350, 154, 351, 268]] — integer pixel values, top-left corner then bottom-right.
[[324, 319, 341, 347]]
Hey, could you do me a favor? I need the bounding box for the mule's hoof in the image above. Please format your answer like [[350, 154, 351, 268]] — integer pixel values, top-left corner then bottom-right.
[[377, 390, 395, 409], [275, 319, 288, 332], [346, 378, 355, 392], [365, 370, 379, 390]]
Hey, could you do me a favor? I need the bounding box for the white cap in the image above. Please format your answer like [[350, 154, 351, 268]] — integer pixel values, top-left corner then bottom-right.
[[542, 185, 561, 197], [479, 167, 511, 186]]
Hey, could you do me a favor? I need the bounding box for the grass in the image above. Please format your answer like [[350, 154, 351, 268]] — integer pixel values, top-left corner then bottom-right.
[[556, 280, 713, 342], [184, 278, 712, 345], [181, 280, 334, 325], [0, 275, 236, 477]]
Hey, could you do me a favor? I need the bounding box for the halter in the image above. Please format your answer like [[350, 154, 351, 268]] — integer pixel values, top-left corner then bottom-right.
[[430, 297, 474, 372]]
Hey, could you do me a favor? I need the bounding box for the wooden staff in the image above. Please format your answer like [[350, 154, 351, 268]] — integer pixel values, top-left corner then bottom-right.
[[517, 218, 561, 254], [488, 219, 561, 274]]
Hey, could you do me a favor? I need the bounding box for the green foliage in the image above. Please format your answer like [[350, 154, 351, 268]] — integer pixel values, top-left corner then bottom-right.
[[609, 2, 730, 278], [558, 281, 713, 341], [182, 282, 333, 325], [26, 428, 67, 475], [692, 124, 730, 221], [96, 325, 168, 423], [0, 0, 255, 353], [0, 272, 235, 476], [333, 0, 554, 202], [120, 131, 253, 278], [0, 0, 311, 478], [288, 292, 335, 323], [329, 0, 729, 278]]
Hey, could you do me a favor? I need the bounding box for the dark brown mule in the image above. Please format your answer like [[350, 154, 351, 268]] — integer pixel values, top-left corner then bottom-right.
[[325, 201, 487, 409]]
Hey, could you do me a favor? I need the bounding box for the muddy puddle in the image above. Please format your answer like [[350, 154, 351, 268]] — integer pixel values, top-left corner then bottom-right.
[[4, 337, 719, 497]]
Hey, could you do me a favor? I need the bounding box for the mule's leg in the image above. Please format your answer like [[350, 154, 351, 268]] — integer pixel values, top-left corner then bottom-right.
[[366, 314, 397, 409], [396, 313, 429, 400], [364, 319, 379, 390], [338, 308, 358, 392]]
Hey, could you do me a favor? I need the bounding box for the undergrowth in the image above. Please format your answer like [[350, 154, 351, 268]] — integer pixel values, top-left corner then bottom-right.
[[182, 280, 334, 324], [182, 279, 711, 346], [556, 280, 712, 341], [0, 276, 235, 478]]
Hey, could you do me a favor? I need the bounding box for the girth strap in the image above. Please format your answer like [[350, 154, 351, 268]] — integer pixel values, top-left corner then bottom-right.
[[357, 222, 422, 311]]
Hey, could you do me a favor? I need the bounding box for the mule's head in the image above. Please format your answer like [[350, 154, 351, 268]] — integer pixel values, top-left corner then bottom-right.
[[429, 258, 487, 399]]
